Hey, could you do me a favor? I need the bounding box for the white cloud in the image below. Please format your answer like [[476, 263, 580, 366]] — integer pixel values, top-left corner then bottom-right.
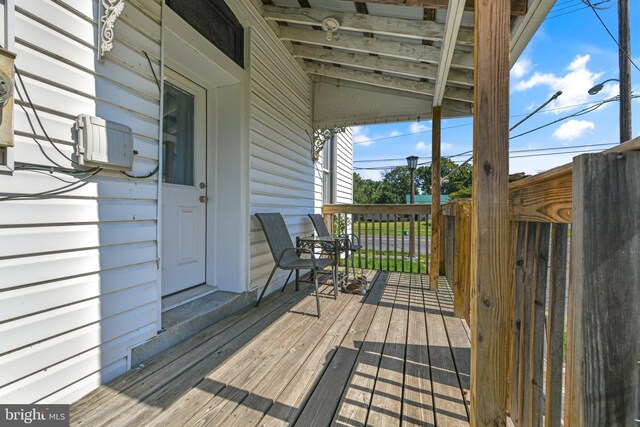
[[511, 58, 532, 79], [552, 119, 595, 141], [389, 130, 401, 137], [410, 122, 430, 133], [353, 126, 374, 147], [514, 54, 606, 113], [415, 141, 430, 151]]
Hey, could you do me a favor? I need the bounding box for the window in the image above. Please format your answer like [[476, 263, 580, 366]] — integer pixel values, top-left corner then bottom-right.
[[322, 135, 336, 204], [165, 0, 244, 68]]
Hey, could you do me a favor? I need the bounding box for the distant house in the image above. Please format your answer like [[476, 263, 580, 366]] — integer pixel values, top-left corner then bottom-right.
[[406, 194, 450, 204]]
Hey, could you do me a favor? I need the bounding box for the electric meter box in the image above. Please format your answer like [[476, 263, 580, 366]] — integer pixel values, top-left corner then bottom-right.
[[76, 114, 133, 170]]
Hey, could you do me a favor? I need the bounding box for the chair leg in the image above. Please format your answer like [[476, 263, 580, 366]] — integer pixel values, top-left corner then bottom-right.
[[295, 269, 300, 291], [314, 269, 321, 317], [333, 264, 338, 299], [257, 265, 278, 306], [281, 270, 294, 292]]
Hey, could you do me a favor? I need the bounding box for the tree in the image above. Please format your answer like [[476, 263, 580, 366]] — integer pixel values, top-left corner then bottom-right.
[[378, 166, 412, 204], [415, 158, 472, 196], [353, 172, 381, 204], [352, 159, 472, 204]]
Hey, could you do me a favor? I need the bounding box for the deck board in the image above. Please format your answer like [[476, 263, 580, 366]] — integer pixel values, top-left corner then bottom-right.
[[71, 271, 470, 427]]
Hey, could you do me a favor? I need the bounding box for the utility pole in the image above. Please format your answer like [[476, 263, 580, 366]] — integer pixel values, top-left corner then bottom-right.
[[619, 0, 632, 143]]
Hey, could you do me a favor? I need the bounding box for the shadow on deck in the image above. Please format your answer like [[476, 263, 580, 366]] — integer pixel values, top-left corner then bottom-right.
[[70, 271, 471, 426]]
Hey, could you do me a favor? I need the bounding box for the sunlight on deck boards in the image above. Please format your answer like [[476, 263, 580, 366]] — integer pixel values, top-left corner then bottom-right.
[[71, 271, 470, 427]]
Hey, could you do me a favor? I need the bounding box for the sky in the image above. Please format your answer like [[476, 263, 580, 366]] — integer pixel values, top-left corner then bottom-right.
[[353, 0, 640, 181]]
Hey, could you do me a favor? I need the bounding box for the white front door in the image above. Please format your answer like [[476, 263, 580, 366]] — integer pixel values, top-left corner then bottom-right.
[[161, 68, 208, 296]]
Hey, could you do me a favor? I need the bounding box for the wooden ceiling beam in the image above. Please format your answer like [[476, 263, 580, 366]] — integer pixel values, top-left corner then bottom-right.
[[293, 44, 474, 86], [280, 27, 475, 69], [303, 62, 474, 102], [432, 0, 466, 106], [340, 0, 527, 16], [263, 5, 474, 45]]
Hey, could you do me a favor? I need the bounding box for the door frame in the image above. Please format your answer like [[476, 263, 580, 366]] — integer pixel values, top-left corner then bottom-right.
[[157, 5, 250, 330], [161, 68, 208, 296]]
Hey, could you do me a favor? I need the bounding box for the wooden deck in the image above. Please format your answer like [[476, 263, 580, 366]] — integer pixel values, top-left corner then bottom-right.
[[71, 271, 471, 426]]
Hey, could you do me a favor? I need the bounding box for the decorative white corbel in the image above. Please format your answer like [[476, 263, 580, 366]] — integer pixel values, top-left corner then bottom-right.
[[311, 127, 345, 162], [99, 0, 126, 61]]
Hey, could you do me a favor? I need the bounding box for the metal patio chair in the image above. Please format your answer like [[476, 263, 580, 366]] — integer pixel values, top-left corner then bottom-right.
[[308, 213, 362, 277], [255, 213, 338, 317]]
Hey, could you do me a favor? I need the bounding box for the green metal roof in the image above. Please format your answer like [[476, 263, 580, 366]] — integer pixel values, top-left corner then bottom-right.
[[405, 194, 450, 204]]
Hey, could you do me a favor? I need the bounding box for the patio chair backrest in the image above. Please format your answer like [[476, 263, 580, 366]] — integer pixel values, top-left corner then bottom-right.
[[255, 213, 298, 266], [308, 213, 330, 237]]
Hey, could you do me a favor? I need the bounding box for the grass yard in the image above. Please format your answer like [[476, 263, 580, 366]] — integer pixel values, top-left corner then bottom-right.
[[340, 250, 428, 274]]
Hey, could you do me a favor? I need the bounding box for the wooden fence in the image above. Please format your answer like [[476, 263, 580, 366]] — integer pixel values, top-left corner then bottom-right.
[[441, 137, 640, 426]]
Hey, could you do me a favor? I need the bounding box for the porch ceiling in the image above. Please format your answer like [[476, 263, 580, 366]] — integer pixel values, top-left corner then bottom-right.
[[258, 0, 555, 127]]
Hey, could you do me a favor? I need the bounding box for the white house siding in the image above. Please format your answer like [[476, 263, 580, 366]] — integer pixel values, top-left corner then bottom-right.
[[236, 1, 316, 290], [335, 128, 353, 204], [0, 0, 161, 404]]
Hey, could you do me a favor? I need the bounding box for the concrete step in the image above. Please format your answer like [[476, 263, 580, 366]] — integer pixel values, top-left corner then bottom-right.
[[130, 289, 257, 367]]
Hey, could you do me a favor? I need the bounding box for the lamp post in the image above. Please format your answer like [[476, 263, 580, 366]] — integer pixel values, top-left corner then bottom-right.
[[406, 155, 419, 259], [588, 77, 632, 143]]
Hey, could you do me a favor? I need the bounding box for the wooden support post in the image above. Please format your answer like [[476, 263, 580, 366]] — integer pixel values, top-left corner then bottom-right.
[[439, 214, 447, 275], [453, 200, 471, 319], [430, 105, 442, 291], [445, 215, 455, 288], [565, 152, 640, 426], [544, 223, 568, 427], [470, 0, 511, 425], [508, 221, 527, 425], [527, 222, 550, 427]]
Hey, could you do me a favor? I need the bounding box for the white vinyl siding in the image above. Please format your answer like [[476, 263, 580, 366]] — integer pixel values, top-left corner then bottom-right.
[[236, 1, 315, 290], [0, 0, 161, 404]]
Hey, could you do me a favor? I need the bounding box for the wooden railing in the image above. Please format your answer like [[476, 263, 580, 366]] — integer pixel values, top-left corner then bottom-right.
[[322, 204, 431, 274], [442, 199, 471, 323], [440, 137, 640, 426]]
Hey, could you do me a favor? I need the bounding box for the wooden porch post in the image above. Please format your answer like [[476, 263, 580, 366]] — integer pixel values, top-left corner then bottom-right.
[[470, 0, 511, 425], [430, 106, 441, 291], [564, 152, 640, 426]]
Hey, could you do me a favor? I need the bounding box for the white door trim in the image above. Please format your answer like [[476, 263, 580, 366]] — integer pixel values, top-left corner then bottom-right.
[[157, 4, 250, 329]]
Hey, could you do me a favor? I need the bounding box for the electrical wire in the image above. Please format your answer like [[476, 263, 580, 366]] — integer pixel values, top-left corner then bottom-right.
[[15, 66, 87, 168], [510, 94, 639, 140], [354, 142, 617, 170], [0, 167, 102, 201], [352, 95, 627, 146], [120, 51, 160, 179], [582, 0, 640, 72]]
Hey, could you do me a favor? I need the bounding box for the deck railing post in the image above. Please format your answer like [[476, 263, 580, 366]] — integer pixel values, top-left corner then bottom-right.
[[469, 0, 511, 424], [453, 200, 471, 320], [564, 152, 640, 426]]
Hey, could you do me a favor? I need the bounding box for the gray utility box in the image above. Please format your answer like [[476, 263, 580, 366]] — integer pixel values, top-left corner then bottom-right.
[[75, 114, 133, 170]]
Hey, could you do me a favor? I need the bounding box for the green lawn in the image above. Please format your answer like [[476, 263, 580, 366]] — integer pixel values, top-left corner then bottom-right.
[[353, 220, 432, 237], [340, 250, 428, 274]]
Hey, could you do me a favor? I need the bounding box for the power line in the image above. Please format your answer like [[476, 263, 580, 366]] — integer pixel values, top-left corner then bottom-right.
[[510, 94, 639, 140], [353, 142, 616, 170], [353, 96, 627, 145], [355, 142, 616, 163], [582, 0, 640, 72]]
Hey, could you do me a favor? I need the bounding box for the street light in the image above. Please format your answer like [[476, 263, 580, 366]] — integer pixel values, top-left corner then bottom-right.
[[406, 156, 419, 258], [587, 78, 619, 95], [588, 78, 632, 143]]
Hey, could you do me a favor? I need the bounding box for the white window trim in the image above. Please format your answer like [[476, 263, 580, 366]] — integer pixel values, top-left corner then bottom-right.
[[0, 0, 14, 173], [322, 134, 337, 204]]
